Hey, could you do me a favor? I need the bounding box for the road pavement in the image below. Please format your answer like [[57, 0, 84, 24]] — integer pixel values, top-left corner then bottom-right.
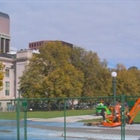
[[28, 115, 140, 140]]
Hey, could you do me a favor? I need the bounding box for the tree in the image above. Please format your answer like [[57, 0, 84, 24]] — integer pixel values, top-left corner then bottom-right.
[[116, 69, 140, 96], [128, 66, 138, 70], [0, 63, 4, 90], [19, 64, 45, 98], [43, 65, 84, 98], [70, 47, 111, 97], [116, 63, 127, 71], [19, 42, 84, 98]]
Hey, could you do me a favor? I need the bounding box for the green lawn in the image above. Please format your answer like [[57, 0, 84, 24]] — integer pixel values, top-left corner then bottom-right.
[[0, 110, 140, 124], [0, 109, 95, 120], [132, 112, 140, 123]]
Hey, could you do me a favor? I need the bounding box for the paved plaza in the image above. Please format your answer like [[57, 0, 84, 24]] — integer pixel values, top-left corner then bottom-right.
[[0, 115, 140, 140]]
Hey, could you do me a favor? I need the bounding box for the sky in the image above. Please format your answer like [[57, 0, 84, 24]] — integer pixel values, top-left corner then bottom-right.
[[1, 0, 140, 69]]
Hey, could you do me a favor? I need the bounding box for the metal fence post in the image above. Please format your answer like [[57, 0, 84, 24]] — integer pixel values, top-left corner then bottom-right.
[[121, 94, 125, 140], [16, 98, 20, 140], [64, 99, 66, 140], [22, 99, 27, 140]]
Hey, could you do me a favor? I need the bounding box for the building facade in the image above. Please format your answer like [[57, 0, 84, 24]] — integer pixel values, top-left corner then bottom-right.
[[0, 11, 76, 111], [0, 12, 10, 53], [29, 40, 73, 50], [0, 49, 33, 111]]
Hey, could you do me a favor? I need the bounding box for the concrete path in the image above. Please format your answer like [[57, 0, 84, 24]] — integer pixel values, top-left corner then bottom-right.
[[29, 115, 102, 122]]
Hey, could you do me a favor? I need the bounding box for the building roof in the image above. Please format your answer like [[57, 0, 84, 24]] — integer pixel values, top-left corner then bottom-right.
[[0, 53, 16, 59], [0, 12, 9, 19]]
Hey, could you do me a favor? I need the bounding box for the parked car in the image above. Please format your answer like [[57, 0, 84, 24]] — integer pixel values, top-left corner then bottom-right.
[[28, 101, 48, 111], [74, 103, 89, 110]]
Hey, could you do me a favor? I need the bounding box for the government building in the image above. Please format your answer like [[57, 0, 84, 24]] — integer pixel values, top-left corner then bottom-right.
[[0, 11, 75, 111], [0, 12, 36, 111], [0, 12, 10, 53]]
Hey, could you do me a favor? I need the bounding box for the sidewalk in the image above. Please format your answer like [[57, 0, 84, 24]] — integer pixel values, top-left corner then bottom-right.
[[29, 115, 102, 122]]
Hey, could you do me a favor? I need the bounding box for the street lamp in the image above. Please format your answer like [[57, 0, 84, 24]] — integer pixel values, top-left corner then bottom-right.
[[111, 71, 117, 107]]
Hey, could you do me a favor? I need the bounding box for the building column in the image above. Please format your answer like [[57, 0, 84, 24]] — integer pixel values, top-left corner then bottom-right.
[[3, 38, 5, 53], [0, 37, 1, 52]]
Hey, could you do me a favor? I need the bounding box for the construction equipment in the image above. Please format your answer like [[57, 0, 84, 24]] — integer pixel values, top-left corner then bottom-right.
[[102, 104, 121, 127], [127, 98, 140, 124], [96, 104, 111, 116], [95, 99, 110, 116], [102, 98, 140, 127]]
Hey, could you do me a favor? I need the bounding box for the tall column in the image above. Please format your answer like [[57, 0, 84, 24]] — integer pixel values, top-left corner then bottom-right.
[[3, 38, 5, 53], [0, 37, 1, 52]]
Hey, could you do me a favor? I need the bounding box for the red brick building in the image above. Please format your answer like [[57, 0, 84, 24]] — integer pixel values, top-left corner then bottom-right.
[[29, 40, 73, 50]]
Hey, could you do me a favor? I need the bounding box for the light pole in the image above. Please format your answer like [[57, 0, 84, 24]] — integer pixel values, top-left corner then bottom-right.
[[111, 71, 117, 107]]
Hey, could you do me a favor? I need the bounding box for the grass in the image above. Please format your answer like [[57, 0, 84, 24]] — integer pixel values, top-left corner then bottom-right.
[[132, 112, 140, 123], [0, 109, 95, 120], [0, 110, 140, 124]]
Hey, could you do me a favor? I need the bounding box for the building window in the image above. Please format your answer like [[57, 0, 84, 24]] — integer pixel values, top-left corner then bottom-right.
[[0, 102, 2, 111], [5, 69, 10, 77], [5, 39, 10, 52], [5, 81, 10, 96], [7, 102, 12, 111], [1, 38, 4, 53]]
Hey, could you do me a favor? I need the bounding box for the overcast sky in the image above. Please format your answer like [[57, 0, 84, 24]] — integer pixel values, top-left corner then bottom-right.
[[1, 0, 140, 69]]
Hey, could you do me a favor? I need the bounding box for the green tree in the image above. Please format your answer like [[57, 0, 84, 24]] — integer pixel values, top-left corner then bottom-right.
[[19, 42, 84, 98], [116, 65, 140, 96], [70, 47, 111, 97], [128, 66, 138, 70], [43, 65, 84, 98], [0, 63, 4, 90]]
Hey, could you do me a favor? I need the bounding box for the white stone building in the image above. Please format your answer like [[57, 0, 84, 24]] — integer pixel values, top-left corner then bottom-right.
[[0, 49, 33, 111], [0, 12, 10, 53]]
